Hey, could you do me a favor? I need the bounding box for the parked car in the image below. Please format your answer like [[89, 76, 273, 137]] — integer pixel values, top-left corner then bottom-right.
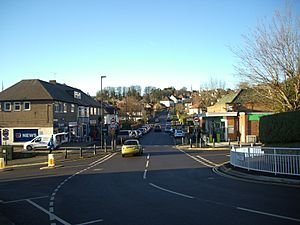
[[121, 139, 144, 157], [117, 130, 131, 143], [174, 129, 185, 138], [129, 130, 142, 139], [164, 125, 172, 133], [23, 132, 68, 151]]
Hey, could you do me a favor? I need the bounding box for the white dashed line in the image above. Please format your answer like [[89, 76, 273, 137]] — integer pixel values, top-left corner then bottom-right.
[[27, 199, 71, 225], [143, 154, 150, 179], [48, 153, 116, 224]]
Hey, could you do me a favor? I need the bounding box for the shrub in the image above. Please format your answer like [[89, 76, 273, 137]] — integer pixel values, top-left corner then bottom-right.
[[259, 110, 300, 144]]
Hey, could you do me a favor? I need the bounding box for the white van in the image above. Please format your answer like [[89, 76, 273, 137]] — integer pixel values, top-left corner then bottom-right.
[[23, 132, 68, 151]]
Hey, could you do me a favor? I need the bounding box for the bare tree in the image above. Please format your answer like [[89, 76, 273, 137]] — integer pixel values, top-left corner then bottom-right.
[[232, 6, 300, 112]]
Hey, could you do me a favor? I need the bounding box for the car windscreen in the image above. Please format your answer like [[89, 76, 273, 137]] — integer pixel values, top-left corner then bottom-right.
[[124, 141, 138, 145]]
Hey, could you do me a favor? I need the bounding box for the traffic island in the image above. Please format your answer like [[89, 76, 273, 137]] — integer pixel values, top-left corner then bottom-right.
[[40, 154, 63, 170]]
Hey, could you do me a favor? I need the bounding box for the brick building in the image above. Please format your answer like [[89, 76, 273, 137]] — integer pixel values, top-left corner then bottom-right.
[[202, 89, 274, 143], [0, 79, 105, 146]]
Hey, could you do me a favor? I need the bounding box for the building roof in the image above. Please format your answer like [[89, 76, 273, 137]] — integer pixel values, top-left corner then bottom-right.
[[0, 79, 101, 107], [215, 90, 241, 105]]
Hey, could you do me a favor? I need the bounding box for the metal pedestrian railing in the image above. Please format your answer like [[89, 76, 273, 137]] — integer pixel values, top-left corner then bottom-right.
[[230, 145, 300, 176]]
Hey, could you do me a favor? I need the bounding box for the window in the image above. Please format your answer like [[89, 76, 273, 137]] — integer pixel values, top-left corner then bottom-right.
[[71, 104, 75, 113], [54, 102, 59, 113], [94, 108, 97, 115], [90, 107, 93, 115], [24, 102, 31, 111], [4, 102, 11, 111], [14, 102, 21, 111], [63, 103, 67, 113], [84, 107, 89, 117]]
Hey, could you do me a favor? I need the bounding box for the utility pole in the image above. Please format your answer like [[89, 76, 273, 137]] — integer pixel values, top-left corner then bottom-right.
[[100, 75, 106, 149]]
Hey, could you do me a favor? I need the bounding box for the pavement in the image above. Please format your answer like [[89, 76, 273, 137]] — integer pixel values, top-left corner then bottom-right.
[[0, 142, 118, 170]]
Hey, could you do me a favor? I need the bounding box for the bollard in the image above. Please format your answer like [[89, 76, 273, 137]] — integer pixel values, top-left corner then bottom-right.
[[190, 138, 192, 148], [48, 154, 55, 167], [200, 138, 202, 148], [228, 138, 231, 147], [80, 147, 83, 158], [3, 149, 7, 166], [94, 144, 96, 155], [213, 138, 215, 148], [64, 148, 68, 159], [181, 137, 184, 145], [105, 141, 107, 153], [0, 158, 5, 169], [114, 140, 116, 151]]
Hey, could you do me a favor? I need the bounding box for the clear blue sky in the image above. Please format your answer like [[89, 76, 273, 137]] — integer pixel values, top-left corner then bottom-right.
[[0, 0, 299, 95]]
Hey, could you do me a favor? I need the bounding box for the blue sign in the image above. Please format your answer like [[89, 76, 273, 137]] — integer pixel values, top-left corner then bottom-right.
[[14, 129, 38, 142]]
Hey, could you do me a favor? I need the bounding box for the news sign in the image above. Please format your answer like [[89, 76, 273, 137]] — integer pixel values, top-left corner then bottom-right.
[[14, 129, 38, 142]]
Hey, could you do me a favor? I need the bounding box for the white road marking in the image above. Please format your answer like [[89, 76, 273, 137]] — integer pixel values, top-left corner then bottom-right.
[[143, 154, 150, 179], [75, 219, 104, 225], [178, 149, 214, 167], [149, 183, 195, 199], [196, 155, 216, 167], [237, 207, 300, 223], [26, 199, 71, 225], [48, 153, 116, 224], [2, 195, 49, 204], [143, 170, 147, 179]]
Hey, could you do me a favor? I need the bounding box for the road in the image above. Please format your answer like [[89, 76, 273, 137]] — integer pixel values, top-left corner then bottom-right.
[[1, 119, 300, 224]]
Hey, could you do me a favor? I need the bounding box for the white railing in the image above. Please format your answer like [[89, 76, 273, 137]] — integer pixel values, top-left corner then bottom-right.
[[230, 146, 300, 176]]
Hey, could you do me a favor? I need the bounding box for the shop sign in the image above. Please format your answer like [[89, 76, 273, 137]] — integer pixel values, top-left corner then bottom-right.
[[13, 129, 38, 142]]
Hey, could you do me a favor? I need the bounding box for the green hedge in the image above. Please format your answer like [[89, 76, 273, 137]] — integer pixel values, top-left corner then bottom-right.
[[259, 110, 300, 144]]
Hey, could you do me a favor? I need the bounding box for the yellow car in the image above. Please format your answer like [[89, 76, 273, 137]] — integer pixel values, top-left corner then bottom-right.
[[121, 139, 144, 157]]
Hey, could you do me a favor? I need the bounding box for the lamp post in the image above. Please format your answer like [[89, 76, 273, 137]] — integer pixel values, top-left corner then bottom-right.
[[100, 75, 106, 149]]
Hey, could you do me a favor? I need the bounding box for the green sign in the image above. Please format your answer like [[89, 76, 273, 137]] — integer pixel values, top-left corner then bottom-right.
[[248, 114, 270, 121]]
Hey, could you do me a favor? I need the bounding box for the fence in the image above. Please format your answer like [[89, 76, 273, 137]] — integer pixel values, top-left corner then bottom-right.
[[230, 145, 300, 176]]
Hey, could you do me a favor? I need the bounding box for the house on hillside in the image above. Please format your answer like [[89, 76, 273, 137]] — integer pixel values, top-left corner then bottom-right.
[[160, 97, 174, 108], [0, 79, 106, 146], [201, 89, 274, 143]]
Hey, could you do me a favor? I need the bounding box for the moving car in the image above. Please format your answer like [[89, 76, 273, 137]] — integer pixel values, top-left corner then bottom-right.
[[154, 124, 162, 132], [121, 139, 144, 157]]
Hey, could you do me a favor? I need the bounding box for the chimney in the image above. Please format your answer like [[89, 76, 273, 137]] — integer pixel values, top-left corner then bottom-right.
[[49, 80, 57, 85]]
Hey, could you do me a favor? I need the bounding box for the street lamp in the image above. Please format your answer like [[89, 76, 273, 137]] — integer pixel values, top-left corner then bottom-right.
[[100, 75, 106, 149]]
